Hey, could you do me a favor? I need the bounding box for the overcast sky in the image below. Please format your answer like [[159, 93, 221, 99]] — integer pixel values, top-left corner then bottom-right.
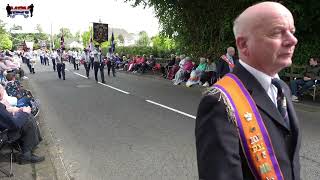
[[1, 0, 160, 36]]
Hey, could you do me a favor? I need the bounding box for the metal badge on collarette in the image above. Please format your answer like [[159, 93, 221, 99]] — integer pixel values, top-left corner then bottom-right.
[[244, 112, 253, 121], [282, 98, 287, 108]]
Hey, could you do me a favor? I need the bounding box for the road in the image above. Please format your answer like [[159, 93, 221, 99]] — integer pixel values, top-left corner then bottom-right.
[[26, 62, 320, 180]]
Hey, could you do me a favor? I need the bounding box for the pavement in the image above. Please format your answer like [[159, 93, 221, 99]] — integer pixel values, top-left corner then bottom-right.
[[0, 80, 59, 180], [1, 61, 319, 180]]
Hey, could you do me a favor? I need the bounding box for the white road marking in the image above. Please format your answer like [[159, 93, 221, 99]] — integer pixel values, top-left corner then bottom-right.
[[98, 82, 130, 94], [73, 72, 129, 94], [73, 72, 88, 79], [146, 100, 196, 119]]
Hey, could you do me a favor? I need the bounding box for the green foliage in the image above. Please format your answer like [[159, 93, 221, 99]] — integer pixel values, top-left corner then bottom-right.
[[118, 34, 125, 45], [111, 45, 175, 58], [125, 0, 320, 64], [151, 35, 175, 51], [0, 20, 6, 34], [81, 30, 91, 48], [0, 34, 13, 50], [135, 31, 151, 47]]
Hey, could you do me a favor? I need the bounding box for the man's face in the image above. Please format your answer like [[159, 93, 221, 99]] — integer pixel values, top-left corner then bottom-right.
[[309, 58, 317, 66], [246, 9, 297, 75]]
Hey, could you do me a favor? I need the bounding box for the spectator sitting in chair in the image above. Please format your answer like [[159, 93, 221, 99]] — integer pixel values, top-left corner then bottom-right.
[[173, 57, 194, 85], [290, 57, 320, 102], [200, 57, 217, 87], [5, 73, 33, 107], [0, 85, 44, 163], [186, 57, 207, 87], [140, 55, 156, 74], [161, 54, 177, 78]]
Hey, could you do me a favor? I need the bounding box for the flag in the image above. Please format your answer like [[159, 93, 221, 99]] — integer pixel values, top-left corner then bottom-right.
[[60, 30, 65, 50], [89, 31, 93, 51], [110, 32, 115, 53], [93, 23, 108, 44]]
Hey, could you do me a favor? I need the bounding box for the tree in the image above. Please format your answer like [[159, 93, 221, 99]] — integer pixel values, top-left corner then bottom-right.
[[81, 28, 92, 48], [151, 35, 175, 51], [124, 0, 320, 64], [135, 31, 150, 47], [0, 20, 6, 34], [0, 34, 13, 50], [118, 34, 125, 45], [75, 31, 81, 42]]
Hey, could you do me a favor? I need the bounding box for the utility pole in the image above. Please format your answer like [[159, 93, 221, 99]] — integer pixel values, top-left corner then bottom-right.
[[50, 23, 53, 50]]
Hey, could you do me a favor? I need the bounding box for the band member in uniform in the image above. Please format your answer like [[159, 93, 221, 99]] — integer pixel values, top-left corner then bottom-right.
[[24, 48, 33, 73], [90, 50, 94, 70], [72, 50, 79, 70], [93, 47, 105, 83], [81, 49, 91, 78], [195, 2, 301, 180], [56, 49, 66, 80], [51, 50, 57, 71]]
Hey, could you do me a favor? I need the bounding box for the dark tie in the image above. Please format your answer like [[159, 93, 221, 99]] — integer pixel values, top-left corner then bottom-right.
[[271, 78, 290, 128]]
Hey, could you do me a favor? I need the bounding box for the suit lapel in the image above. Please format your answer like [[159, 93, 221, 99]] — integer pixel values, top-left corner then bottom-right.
[[280, 80, 301, 159], [233, 64, 290, 131]]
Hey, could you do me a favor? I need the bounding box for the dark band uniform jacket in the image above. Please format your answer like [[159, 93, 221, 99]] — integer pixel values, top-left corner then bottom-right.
[[195, 63, 301, 180]]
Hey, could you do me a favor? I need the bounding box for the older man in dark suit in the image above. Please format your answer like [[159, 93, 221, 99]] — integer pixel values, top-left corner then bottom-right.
[[216, 46, 238, 79], [0, 86, 44, 163], [196, 2, 300, 180]]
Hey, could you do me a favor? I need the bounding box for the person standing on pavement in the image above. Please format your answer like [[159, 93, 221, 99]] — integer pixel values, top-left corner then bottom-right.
[[93, 47, 105, 83], [196, 2, 301, 180], [81, 49, 91, 78], [56, 49, 66, 80]]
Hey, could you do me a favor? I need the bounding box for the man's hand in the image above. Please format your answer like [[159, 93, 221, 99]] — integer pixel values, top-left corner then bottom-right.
[[303, 76, 311, 81], [22, 106, 31, 114]]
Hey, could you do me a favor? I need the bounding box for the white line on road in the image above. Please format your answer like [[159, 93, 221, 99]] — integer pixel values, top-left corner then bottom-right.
[[146, 100, 196, 119], [73, 72, 130, 94], [98, 82, 130, 94], [73, 72, 88, 79]]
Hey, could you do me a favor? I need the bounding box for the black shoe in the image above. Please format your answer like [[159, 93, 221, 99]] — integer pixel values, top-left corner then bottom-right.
[[101, 81, 106, 84], [19, 152, 45, 164], [63, 78, 65, 80]]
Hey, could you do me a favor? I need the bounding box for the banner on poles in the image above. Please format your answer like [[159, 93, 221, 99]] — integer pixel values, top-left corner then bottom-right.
[[93, 23, 108, 44]]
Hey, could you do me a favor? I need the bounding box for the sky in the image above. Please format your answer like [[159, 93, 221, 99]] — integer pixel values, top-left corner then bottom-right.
[[0, 0, 160, 36]]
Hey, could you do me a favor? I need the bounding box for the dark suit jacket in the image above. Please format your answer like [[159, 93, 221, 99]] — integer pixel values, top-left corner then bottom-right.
[[216, 57, 239, 79], [195, 64, 301, 180]]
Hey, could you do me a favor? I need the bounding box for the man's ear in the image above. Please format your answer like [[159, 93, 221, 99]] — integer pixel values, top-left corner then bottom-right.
[[236, 36, 248, 57]]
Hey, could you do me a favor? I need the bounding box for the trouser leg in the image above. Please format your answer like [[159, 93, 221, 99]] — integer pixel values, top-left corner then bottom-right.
[[19, 116, 41, 153], [61, 63, 65, 80], [26, 60, 32, 73], [107, 65, 111, 76], [84, 62, 90, 77], [94, 62, 99, 81], [300, 80, 315, 94], [57, 63, 62, 79], [290, 79, 305, 96], [52, 59, 56, 71], [100, 63, 105, 83], [112, 65, 115, 77], [90, 58, 94, 69]]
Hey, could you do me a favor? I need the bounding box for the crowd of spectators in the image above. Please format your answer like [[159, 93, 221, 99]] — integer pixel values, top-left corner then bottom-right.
[[0, 50, 44, 164]]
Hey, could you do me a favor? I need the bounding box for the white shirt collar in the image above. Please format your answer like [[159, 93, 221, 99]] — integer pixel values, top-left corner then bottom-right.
[[239, 60, 279, 105], [239, 60, 279, 91]]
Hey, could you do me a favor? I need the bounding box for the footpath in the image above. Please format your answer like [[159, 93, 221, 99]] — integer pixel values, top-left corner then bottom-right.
[[0, 79, 65, 180]]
